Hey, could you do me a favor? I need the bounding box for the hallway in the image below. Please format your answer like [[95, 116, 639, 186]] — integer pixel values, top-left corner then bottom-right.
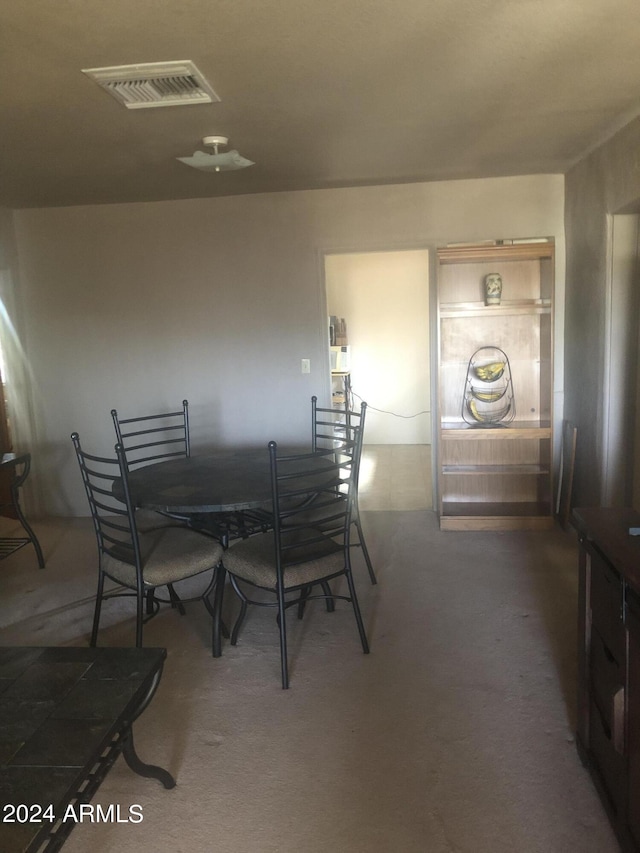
[[359, 444, 432, 511]]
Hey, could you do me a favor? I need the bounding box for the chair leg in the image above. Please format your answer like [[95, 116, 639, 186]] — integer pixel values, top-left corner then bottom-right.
[[354, 517, 376, 585], [345, 569, 369, 655], [297, 585, 312, 619], [90, 571, 105, 647], [145, 588, 155, 616], [231, 599, 247, 646], [136, 587, 144, 648], [212, 565, 226, 657], [321, 580, 335, 612], [276, 582, 289, 689], [167, 583, 186, 615]]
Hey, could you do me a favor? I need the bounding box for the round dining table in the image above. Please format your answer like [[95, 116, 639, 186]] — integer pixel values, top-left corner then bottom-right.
[[116, 444, 346, 657], [122, 445, 323, 514]]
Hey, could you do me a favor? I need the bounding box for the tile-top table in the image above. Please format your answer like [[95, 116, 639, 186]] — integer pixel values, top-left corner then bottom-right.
[[0, 646, 175, 853]]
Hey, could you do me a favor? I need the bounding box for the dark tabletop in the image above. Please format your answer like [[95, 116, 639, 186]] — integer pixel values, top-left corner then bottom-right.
[[0, 453, 29, 469], [0, 646, 166, 853], [123, 446, 317, 513], [572, 506, 640, 594]]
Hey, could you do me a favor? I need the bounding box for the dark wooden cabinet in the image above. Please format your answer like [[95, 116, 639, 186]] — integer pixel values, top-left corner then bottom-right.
[[627, 586, 640, 846], [573, 507, 640, 851]]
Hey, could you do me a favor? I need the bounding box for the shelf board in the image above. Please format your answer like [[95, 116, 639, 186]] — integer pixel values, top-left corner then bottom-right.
[[441, 422, 551, 440], [439, 299, 551, 318], [438, 243, 554, 264], [440, 501, 554, 531], [442, 464, 550, 475]]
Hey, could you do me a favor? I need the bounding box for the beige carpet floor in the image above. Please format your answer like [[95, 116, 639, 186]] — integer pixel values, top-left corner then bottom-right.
[[0, 511, 621, 853], [359, 444, 432, 511]]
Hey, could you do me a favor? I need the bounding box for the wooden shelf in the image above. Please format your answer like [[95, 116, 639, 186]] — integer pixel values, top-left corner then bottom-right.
[[440, 501, 554, 531], [442, 464, 550, 475], [438, 242, 553, 264], [436, 240, 554, 530], [441, 423, 552, 440], [439, 299, 551, 318]]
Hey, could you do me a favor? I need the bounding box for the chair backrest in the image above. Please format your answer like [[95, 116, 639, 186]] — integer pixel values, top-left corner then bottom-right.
[[111, 400, 190, 470], [269, 423, 361, 572], [71, 433, 141, 568], [311, 395, 367, 492], [312, 395, 366, 447]]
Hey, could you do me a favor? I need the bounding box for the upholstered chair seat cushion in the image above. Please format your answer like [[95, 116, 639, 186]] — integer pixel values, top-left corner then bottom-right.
[[224, 529, 343, 589], [103, 526, 224, 588]]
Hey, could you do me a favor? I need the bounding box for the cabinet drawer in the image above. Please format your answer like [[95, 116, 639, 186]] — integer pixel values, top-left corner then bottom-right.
[[590, 551, 625, 662], [627, 586, 640, 635], [590, 626, 625, 736], [626, 586, 640, 847], [589, 694, 627, 813]]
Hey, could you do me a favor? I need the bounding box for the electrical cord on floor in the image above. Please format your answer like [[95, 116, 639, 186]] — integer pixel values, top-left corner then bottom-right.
[[350, 387, 430, 419]]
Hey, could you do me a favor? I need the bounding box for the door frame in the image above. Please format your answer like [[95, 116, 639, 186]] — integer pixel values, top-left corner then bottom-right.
[[319, 243, 438, 509]]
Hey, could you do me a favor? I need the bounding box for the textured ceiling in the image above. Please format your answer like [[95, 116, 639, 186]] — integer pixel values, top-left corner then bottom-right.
[[3, 0, 640, 209]]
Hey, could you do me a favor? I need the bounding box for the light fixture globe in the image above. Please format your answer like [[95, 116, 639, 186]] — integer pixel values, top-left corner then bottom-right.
[[177, 135, 254, 173], [202, 135, 228, 148]]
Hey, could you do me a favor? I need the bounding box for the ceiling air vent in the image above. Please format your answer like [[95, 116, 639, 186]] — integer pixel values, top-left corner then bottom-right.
[[81, 61, 220, 109]]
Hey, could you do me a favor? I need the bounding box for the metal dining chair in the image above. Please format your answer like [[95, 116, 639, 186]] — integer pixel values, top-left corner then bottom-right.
[[111, 400, 190, 468], [71, 432, 225, 648], [217, 426, 370, 688], [312, 396, 376, 584], [111, 400, 270, 547], [110, 400, 193, 535]]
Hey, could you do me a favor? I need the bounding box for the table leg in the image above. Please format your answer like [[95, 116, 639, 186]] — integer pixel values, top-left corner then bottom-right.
[[121, 728, 176, 789], [120, 665, 176, 788], [9, 455, 45, 568]]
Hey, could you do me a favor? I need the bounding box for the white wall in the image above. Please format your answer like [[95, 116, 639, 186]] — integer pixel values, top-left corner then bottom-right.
[[604, 215, 640, 507], [565, 114, 640, 506], [325, 250, 430, 444], [10, 174, 565, 515]]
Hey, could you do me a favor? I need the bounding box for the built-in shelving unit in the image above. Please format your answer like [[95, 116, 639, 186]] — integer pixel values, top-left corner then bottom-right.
[[331, 370, 351, 407], [437, 240, 555, 530]]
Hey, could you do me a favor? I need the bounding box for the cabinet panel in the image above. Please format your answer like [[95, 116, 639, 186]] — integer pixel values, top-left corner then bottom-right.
[[590, 551, 626, 663], [441, 437, 549, 466], [627, 588, 640, 847], [438, 257, 549, 303], [440, 315, 546, 423], [590, 627, 625, 738], [589, 694, 627, 812], [441, 473, 549, 504]]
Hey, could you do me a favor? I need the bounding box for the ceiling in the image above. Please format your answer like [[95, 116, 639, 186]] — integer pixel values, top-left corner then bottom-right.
[[4, 0, 640, 209]]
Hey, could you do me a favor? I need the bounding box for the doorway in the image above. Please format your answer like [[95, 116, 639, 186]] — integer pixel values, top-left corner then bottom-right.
[[324, 249, 432, 510]]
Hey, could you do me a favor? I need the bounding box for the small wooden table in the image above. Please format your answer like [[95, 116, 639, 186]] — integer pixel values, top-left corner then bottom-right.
[[0, 646, 174, 853], [0, 454, 45, 569]]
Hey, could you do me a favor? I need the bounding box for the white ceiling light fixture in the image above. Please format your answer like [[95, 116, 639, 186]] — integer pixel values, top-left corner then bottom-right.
[[82, 61, 220, 109], [177, 136, 255, 173]]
